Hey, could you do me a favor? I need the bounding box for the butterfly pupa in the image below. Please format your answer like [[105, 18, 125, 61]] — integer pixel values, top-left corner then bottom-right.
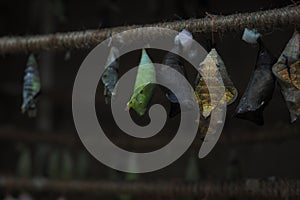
[[101, 46, 120, 104], [159, 29, 194, 117], [272, 31, 300, 123], [18, 193, 33, 200], [21, 54, 41, 117], [119, 154, 139, 200], [127, 48, 156, 116], [61, 149, 74, 180], [75, 150, 89, 179], [235, 31, 276, 125], [47, 148, 60, 179], [195, 48, 238, 118], [185, 153, 201, 182], [16, 143, 31, 178]]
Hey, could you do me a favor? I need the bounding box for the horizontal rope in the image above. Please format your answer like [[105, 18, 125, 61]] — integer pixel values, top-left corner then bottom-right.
[[0, 5, 299, 54], [0, 177, 300, 198], [0, 126, 298, 147]]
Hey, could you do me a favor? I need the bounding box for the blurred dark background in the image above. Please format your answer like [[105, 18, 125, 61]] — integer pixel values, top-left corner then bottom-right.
[[0, 0, 299, 199]]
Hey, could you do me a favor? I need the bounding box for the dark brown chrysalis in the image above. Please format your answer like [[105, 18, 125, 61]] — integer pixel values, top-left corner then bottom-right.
[[235, 38, 276, 125], [158, 30, 194, 117], [160, 45, 188, 118]]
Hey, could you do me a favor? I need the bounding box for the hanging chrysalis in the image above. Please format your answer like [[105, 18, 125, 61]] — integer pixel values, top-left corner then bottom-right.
[[185, 153, 201, 182], [34, 144, 49, 177], [21, 54, 41, 117], [18, 193, 33, 200], [47, 149, 60, 179], [235, 29, 276, 125], [60, 149, 73, 180], [158, 29, 193, 117], [127, 49, 156, 116], [226, 150, 241, 181], [184, 152, 202, 200], [120, 154, 139, 200], [75, 150, 89, 179], [101, 46, 120, 104], [195, 48, 238, 118], [272, 31, 300, 123], [16, 143, 31, 178], [57, 196, 66, 200]]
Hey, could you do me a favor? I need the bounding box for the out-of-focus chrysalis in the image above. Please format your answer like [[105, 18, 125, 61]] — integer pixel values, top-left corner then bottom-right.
[[185, 153, 200, 182], [18, 193, 33, 200], [16, 144, 31, 178], [184, 153, 201, 200], [235, 30, 276, 125], [60, 149, 73, 180], [226, 150, 241, 181], [57, 196, 66, 200], [34, 144, 49, 177], [21, 54, 41, 117], [195, 48, 238, 118], [75, 150, 89, 179], [159, 29, 193, 117], [101, 46, 120, 104], [272, 31, 300, 123], [125, 154, 139, 181], [47, 149, 60, 179], [127, 49, 156, 116], [120, 154, 139, 200]]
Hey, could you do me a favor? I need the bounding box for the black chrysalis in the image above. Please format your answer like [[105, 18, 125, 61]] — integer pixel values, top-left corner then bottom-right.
[[235, 38, 276, 125]]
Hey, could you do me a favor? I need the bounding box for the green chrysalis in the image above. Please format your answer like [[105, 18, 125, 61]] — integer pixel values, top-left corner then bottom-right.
[[127, 49, 156, 116]]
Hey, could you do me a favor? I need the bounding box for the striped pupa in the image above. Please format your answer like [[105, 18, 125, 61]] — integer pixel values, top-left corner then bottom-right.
[[21, 54, 41, 117]]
